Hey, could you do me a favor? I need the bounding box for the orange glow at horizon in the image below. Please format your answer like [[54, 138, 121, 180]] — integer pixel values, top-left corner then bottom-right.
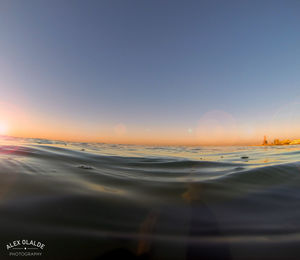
[[11, 122, 300, 146], [4, 102, 300, 146]]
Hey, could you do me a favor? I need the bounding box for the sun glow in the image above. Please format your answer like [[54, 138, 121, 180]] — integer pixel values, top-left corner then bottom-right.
[[0, 122, 8, 135]]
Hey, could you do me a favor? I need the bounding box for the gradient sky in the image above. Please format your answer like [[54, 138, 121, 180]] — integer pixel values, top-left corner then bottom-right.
[[1, 0, 300, 145]]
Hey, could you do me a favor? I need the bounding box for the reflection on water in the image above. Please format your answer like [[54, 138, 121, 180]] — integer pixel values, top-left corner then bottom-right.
[[1, 136, 300, 259]]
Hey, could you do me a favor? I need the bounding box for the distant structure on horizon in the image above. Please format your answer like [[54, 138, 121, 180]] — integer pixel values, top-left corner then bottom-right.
[[262, 136, 300, 146], [273, 139, 280, 145], [262, 135, 268, 145]]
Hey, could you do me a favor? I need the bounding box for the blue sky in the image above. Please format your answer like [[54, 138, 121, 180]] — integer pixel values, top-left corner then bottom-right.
[[1, 0, 300, 144]]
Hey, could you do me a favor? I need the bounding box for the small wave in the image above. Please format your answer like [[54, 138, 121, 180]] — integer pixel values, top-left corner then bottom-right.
[[77, 165, 94, 170]]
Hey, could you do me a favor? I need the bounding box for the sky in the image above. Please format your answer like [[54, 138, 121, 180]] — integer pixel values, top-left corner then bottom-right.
[[0, 0, 300, 145]]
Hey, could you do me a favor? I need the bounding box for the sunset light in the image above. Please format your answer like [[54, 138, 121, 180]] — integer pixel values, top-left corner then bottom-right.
[[1, 1, 300, 259], [0, 122, 8, 135]]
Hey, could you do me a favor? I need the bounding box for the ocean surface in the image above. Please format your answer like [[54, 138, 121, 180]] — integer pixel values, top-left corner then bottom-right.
[[1, 136, 300, 259]]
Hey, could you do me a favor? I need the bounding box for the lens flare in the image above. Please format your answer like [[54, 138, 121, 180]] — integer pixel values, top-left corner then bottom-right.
[[196, 110, 238, 145], [114, 123, 127, 136]]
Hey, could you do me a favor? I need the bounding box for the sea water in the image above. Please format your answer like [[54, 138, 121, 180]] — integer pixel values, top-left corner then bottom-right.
[[1, 136, 300, 259]]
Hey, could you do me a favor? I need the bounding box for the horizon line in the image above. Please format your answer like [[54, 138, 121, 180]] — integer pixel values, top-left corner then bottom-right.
[[1, 134, 265, 147]]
